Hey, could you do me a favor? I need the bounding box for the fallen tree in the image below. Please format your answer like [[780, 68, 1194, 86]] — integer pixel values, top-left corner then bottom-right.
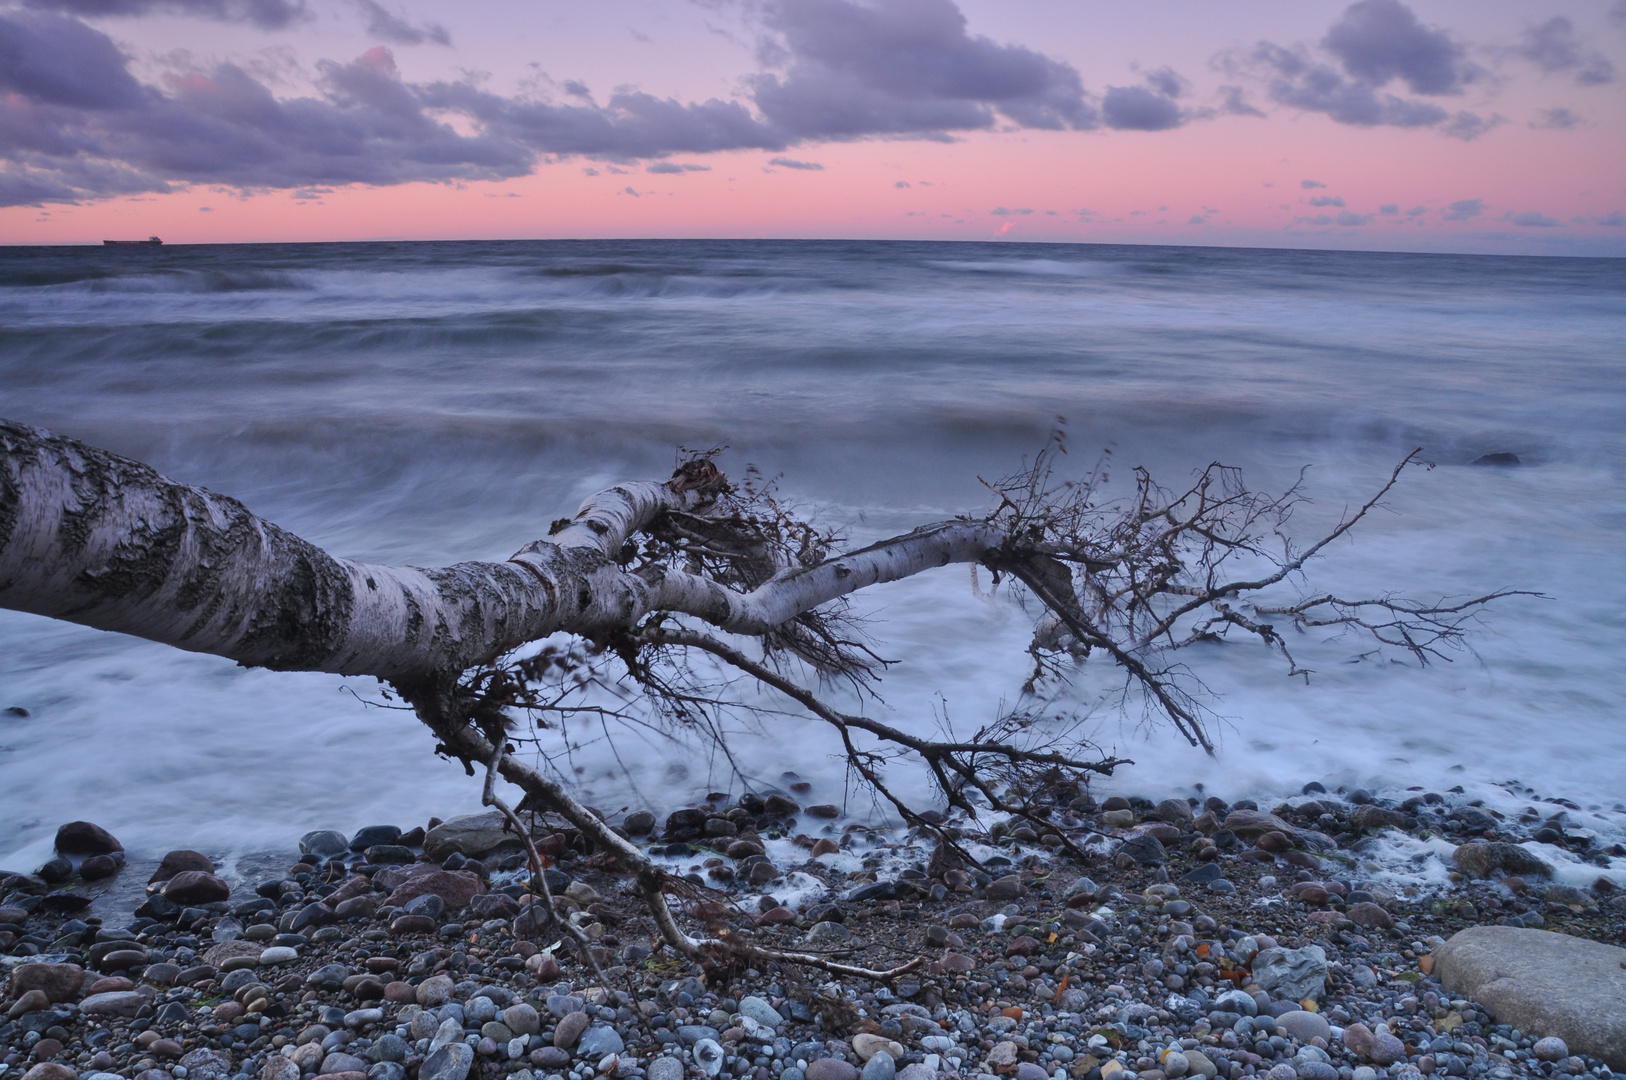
[[0, 418, 1521, 979]]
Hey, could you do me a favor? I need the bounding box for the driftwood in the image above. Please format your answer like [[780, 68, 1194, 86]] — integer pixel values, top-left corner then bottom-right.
[[0, 418, 1522, 979]]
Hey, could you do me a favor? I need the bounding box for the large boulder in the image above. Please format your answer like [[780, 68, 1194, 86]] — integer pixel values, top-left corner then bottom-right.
[[382, 869, 485, 910], [1453, 842, 1551, 879], [422, 813, 523, 862], [8, 962, 85, 1003], [1433, 926, 1626, 1068], [1251, 944, 1328, 1001], [54, 821, 122, 855], [163, 871, 230, 904], [1221, 809, 1296, 841], [148, 850, 215, 884]]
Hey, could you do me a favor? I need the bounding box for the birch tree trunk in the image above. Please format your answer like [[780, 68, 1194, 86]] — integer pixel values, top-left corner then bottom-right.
[[0, 418, 1008, 687]]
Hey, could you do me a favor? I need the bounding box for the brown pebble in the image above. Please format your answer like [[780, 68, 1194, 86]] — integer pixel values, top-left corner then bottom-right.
[[8, 989, 50, 1018], [383, 981, 416, 1003], [810, 838, 840, 857], [351, 977, 386, 1002], [150, 1040, 183, 1059], [1348, 901, 1395, 929], [22, 1063, 77, 1080], [84, 976, 135, 995], [1005, 935, 1040, 957], [214, 1001, 246, 1022], [756, 906, 798, 926], [32, 1039, 63, 1062], [1256, 831, 1292, 852]]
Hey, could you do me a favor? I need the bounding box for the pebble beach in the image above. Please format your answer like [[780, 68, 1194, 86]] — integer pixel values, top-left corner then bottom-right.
[[4, 780, 1625, 1080]]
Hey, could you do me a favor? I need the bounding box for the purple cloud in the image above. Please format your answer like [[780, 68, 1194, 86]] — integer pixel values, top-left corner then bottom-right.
[[1513, 18, 1614, 86], [1102, 85, 1181, 131], [22, 0, 305, 29], [1230, 1, 1497, 138], [750, 0, 1097, 137]]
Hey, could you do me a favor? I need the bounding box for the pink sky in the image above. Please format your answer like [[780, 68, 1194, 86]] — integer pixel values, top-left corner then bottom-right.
[[2, 0, 1623, 253]]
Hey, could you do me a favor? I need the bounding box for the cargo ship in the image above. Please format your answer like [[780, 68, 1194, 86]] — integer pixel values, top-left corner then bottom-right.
[[103, 236, 163, 246]]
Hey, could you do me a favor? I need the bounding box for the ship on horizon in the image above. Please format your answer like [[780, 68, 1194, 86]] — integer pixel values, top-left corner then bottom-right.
[[103, 236, 162, 246]]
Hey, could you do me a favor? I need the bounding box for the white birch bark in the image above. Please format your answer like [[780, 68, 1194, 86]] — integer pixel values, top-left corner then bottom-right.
[[0, 419, 1010, 685]]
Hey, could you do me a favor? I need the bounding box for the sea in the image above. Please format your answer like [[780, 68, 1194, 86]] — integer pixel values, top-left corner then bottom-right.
[[1, 239, 1623, 883]]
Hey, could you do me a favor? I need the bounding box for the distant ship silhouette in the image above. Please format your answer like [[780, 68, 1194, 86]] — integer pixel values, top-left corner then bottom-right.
[[103, 236, 162, 246]]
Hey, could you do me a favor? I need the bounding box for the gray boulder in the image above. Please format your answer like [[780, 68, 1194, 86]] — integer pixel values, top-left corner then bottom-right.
[[420, 1044, 473, 1080], [423, 812, 525, 862], [1434, 926, 1626, 1068], [1452, 842, 1551, 879], [1251, 944, 1328, 1001]]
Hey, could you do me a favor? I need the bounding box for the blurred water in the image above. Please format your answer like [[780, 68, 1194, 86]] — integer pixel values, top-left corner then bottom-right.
[[1, 239, 1623, 867]]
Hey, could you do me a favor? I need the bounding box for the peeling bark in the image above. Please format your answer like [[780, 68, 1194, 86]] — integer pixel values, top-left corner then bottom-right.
[[0, 419, 1013, 684]]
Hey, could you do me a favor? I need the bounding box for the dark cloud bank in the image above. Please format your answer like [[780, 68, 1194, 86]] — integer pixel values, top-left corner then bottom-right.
[[3, 0, 1153, 205], [0, 0, 1611, 207]]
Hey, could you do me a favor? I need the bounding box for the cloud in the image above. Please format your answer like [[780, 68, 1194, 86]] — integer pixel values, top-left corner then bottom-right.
[[622, 185, 638, 197], [1379, 203, 1398, 213], [646, 161, 710, 173], [1296, 210, 1373, 226], [1102, 85, 1181, 130], [1440, 111, 1500, 140], [769, 156, 823, 169], [1188, 214, 1205, 224], [0, 15, 539, 205], [990, 206, 1032, 215], [749, 0, 1098, 138], [1217, 85, 1265, 117], [1614, 1, 1626, 29], [1531, 106, 1583, 130], [1587, 211, 1625, 226], [1441, 198, 1483, 221], [1142, 66, 1187, 99], [894, 179, 910, 187], [0, 0, 1208, 207], [1513, 17, 1614, 85], [22, 0, 306, 29], [1245, 41, 1448, 127], [1301, 179, 1326, 188], [414, 81, 783, 159], [1228, 2, 1495, 137], [1321, 0, 1477, 94], [1507, 210, 1560, 228], [1308, 194, 1345, 207], [354, 0, 448, 46]]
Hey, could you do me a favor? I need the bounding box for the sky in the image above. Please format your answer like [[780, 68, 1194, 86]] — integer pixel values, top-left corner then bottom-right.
[[0, 0, 1623, 252]]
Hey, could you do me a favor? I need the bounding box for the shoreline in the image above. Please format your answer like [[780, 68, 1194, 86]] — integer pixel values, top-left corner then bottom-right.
[[3, 782, 1624, 1080]]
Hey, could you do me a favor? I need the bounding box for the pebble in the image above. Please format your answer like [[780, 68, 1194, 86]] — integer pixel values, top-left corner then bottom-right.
[[554, 1010, 591, 1049], [691, 1039, 725, 1078], [860, 1052, 895, 1080], [738, 995, 783, 1027], [420, 1044, 474, 1080], [576, 1025, 625, 1057], [1532, 1037, 1569, 1061], [1276, 1010, 1331, 1044], [804, 1060, 857, 1080], [851, 1034, 903, 1062]]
